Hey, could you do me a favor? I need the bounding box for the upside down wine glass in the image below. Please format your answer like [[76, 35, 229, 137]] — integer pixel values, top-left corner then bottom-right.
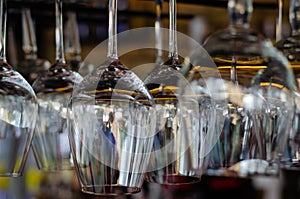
[[68, 0, 156, 195], [31, 0, 83, 171], [0, 0, 38, 177], [276, 0, 300, 166], [144, 0, 217, 184], [144, 0, 194, 185], [203, 0, 295, 175]]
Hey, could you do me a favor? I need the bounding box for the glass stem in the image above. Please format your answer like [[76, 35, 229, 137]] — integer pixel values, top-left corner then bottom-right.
[[69, 12, 81, 57], [0, 0, 7, 62], [107, 0, 118, 61], [168, 0, 178, 60], [22, 8, 37, 60], [230, 56, 238, 84], [65, 12, 81, 61], [55, 0, 66, 64], [276, 0, 283, 42], [228, 0, 253, 84], [228, 0, 253, 28], [290, 0, 300, 36], [155, 0, 163, 65]]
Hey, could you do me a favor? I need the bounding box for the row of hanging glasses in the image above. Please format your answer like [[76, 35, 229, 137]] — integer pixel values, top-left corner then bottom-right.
[[203, 0, 295, 175], [0, 0, 300, 196], [276, 0, 300, 167]]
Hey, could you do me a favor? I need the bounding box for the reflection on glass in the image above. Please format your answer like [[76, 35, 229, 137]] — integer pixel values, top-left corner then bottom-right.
[[0, 0, 38, 177], [144, 0, 210, 185], [31, 0, 83, 171], [276, 0, 300, 166], [68, 0, 155, 195], [203, 0, 295, 175]]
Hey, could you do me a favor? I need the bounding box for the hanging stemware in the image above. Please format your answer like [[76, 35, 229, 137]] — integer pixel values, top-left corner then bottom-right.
[[17, 8, 51, 85], [143, 0, 212, 185], [31, 0, 83, 171], [203, 0, 295, 175], [68, 0, 156, 195], [0, 0, 38, 177], [276, 0, 300, 166]]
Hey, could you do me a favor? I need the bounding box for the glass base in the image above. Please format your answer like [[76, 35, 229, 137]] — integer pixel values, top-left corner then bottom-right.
[[145, 175, 200, 185], [81, 185, 141, 195]]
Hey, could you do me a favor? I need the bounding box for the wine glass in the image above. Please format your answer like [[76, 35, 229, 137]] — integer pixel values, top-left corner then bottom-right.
[[144, 0, 194, 185], [0, 0, 38, 177], [143, 0, 221, 185], [68, 0, 156, 195], [276, 0, 300, 166], [17, 8, 51, 85], [31, 0, 83, 171], [202, 0, 295, 175]]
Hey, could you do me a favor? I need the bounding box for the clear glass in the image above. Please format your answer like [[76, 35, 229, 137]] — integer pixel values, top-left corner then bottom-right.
[[144, 0, 219, 185], [276, 0, 300, 166], [276, 0, 300, 62], [276, 0, 284, 42], [144, 0, 191, 185], [68, 0, 156, 195], [155, 0, 163, 65], [17, 8, 51, 85], [202, 0, 295, 176], [31, 0, 83, 171], [0, 0, 38, 177]]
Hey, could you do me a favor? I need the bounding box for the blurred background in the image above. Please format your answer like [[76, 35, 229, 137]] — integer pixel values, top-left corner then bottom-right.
[[0, 0, 295, 199], [6, 0, 286, 68]]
